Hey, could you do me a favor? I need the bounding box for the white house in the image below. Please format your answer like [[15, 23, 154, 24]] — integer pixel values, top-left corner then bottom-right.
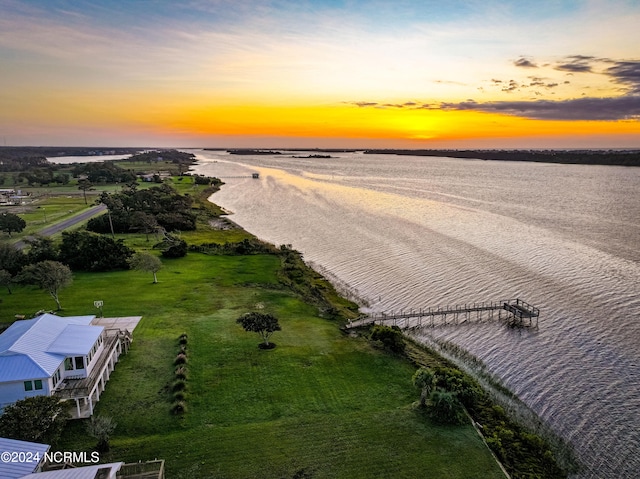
[[0, 313, 132, 418]]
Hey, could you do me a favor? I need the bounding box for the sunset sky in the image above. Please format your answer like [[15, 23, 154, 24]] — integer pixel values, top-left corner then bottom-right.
[[1, 0, 639, 148]]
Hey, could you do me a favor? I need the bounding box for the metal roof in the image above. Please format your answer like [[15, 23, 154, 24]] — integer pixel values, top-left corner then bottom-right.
[[19, 462, 124, 479], [0, 354, 49, 382], [0, 437, 50, 479], [0, 314, 98, 383], [47, 325, 103, 356]]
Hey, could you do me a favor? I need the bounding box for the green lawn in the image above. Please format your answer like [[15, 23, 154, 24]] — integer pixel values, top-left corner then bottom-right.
[[18, 196, 89, 235], [1, 251, 504, 479]]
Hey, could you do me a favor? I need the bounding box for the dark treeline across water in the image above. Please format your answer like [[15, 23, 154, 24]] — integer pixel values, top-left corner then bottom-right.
[[0, 146, 143, 160], [363, 149, 640, 166], [5, 146, 640, 167]]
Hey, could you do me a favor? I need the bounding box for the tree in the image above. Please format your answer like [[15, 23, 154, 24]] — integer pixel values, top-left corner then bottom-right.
[[0, 242, 25, 275], [18, 260, 73, 310], [58, 231, 133, 271], [236, 312, 281, 349], [412, 367, 436, 408], [131, 211, 160, 241], [0, 269, 13, 294], [432, 367, 482, 410], [0, 212, 26, 237], [85, 415, 117, 452], [77, 179, 94, 205], [25, 236, 58, 263], [429, 390, 467, 425], [0, 396, 70, 444], [129, 252, 163, 283]]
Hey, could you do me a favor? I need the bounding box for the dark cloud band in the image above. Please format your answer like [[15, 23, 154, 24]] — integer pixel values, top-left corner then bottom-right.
[[348, 57, 640, 121], [439, 96, 640, 121]]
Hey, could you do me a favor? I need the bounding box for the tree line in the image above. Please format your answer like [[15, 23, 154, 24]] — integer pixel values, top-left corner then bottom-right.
[[88, 183, 199, 235], [364, 149, 640, 166]]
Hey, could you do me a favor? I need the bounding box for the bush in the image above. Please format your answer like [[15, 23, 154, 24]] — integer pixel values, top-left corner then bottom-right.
[[173, 391, 186, 401], [370, 325, 405, 353], [429, 390, 467, 425], [175, 366, 187, 380], [193, 175, 213, 185], [189, 239, 277, 256], [171, 400, 187, 415], [432, 367, 481, 410], [161, 238, 188, 259], [85, 415, 117, 453], [172, 379, 186, 392], [174, 353, 187, 365]]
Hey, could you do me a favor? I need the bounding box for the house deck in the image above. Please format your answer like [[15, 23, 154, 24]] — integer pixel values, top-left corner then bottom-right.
[[54, 328, 132, 418]]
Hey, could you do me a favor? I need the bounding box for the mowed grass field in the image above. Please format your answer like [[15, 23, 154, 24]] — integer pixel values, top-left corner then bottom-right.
[[1, 244, 505, 478]]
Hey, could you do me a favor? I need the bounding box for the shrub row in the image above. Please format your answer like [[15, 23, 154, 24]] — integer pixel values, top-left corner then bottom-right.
[[171, 333, 189, 415], [188, 238, 277, 256]]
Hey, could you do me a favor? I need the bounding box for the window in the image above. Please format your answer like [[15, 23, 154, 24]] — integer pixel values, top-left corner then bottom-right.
[[74, 356, 84, 369], [24, 381, 33, 391], [34, 380, 43, 390], [65, 357, 73, 370], [53, 369, 61, 386]]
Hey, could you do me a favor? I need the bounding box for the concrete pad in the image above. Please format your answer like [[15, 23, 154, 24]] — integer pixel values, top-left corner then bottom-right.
[[91, 316, 143, 332]]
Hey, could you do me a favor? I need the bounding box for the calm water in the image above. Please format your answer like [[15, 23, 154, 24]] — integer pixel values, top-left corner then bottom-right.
[[197, 150, 640, 478]]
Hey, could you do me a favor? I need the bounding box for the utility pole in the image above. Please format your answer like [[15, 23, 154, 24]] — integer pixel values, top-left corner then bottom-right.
[[107, 209, 115, 238]]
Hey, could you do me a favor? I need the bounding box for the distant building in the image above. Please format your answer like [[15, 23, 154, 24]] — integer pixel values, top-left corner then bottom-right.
[[0, 188, 15, 205], [0, 313, 134, 418], [138, 171, 171, 182]]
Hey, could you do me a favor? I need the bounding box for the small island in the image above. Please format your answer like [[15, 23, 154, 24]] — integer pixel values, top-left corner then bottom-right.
[[227, 149, 282, 155]]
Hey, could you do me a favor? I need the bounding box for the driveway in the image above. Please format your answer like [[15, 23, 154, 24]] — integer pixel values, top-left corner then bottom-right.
[[14, 203, 107, 249]]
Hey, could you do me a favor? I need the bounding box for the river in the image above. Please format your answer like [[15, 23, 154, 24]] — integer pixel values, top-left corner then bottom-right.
[[191, 149, 640, 479]]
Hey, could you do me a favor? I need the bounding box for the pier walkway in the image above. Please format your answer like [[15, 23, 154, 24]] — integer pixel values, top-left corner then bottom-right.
[[218, 173, 260, 179], [347, 298, 539, 330]]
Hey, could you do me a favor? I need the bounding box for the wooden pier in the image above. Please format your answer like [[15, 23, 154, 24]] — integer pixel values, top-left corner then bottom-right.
[[218, 173, 260, 179], [347, 298, 539, 330]]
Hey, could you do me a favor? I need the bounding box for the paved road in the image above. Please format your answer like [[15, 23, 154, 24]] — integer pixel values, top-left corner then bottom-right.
[[14, 204, 107, 250]]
